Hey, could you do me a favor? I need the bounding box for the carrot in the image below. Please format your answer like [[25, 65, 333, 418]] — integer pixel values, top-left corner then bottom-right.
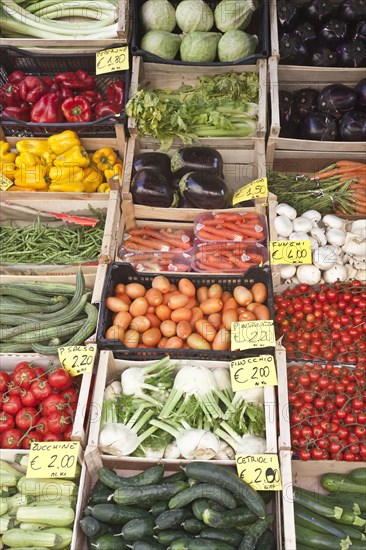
[[222, 222, 264, 238], [213, 212, 259, 222], [124, 235, 171, 251], [336, 160, 366, 169], [198, 225, 239, 240]]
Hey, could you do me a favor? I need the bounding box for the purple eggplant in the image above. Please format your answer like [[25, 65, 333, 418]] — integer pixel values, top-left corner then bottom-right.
[[301, 112, 339, 140], [304, 0, 335, 26], [337, 40, 366, 66], [318, 84, 357, 119], [352, 19, 366, 40], [132, 152, 172, 180], [355, 78, 366, 109], [279, 33, 308, 64], [277, 1, 300, 32], [294, 22, 317, 48], [310, 47, 339, 66], [279, 91, 300, 137], [338, 0, 366, 22], [131, 168, 178, 208], [339, 110, 366, 140], [179, 172, 229, 210], [177, 195, 197, 208], [319, 19, 348, 47], [293, 88, 319, 120], [170, 147, 224, 179]]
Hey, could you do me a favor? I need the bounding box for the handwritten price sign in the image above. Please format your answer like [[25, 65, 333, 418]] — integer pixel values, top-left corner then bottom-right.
[[231, 320, 276, 351], [230, 355, 277, 391], [0, 173, 14, 191], [236, 454, 282, 491], [96, 46, 129, 75], [26, 441, 80, 479], [270, 240, 312, 265], [58, 345, 96, 377], [232, 177, 268, 205]]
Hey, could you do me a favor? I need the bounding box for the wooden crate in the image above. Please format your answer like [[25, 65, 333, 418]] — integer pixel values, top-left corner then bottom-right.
[[268, 56, 366, 153], [0, 0, 130, 50], [128, 56, 267, 140], [0, 125, 126, 200], [121, 135, 267, 222]]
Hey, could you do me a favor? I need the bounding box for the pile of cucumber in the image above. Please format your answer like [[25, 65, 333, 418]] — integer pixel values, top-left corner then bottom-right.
[[80, 463, 276, 550], [295, 468, 366, 550]]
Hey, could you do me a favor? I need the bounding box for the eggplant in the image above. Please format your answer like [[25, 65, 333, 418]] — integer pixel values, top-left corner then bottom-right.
[[171, 146, 224, 180], [304, 0, 335, 26], [339, 110, 366, 141], [310, 47, 338, 66], [133, 152, 172, 179], [352, 19, 366, 40], [179, 172, 229, 210], [355, 77, 366, 109], [319, 19, 348, 47], [294, 22, 317, 48], [338, 0, 366, 22], [318, 84, 357, 119], [293, 88, 319, 120], [301, 112, 339, 141], [177, 195, 197, 208], [131, 168, 178, 207], [279, 33, 308, 64], [337, 40, 366, 66], [279, 91, 300, 137], [277, 1, 300, 32]]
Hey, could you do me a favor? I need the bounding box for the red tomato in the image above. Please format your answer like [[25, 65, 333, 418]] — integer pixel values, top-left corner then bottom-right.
[[41, 394, 67, 417], [42, 432, 60, 442], [14, 361, 33, 373], [30, 379, 52, 402], [0, 372, 10, 392], [2, 395, 22, 415], [35, 417, 49, 436], [0, 428, 23, 448], [20, 389, 39, 407], [15, 407, 38, 431], [61, 387, 79, 405], [13, 367, 36, 389], [22, 430, 42, 449], [47, 369, 72, 391], [311, 448, 324, 460], [0, 411, 15, 432], [63, 424, 73, 441], [33, 367, 46, 378], [46, 412, 71, 434]]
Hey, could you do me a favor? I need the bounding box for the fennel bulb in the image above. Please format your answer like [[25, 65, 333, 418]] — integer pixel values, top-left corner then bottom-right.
[[215, 422, 266, 454], [121, 356, 175, 407]]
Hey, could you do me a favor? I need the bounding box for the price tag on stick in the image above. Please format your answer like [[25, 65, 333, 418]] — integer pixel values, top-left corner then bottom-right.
[[96, 46, 129, 75], [270, 240, 312, 265], [235, 454, 282, 491], [230, 355, 277, 391], [232, 177, 268, 205], [26, 441, 80, 479], [58, 345, 96, 377], [231, 320, 276, 351], [0, 173, 14, 191]]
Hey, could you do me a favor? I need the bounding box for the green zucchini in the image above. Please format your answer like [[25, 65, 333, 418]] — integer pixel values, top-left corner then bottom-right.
[[99, 465, 164, 489], [239, 513, 274, 550], [200, 528, 243, 545], [113, 481, 187, 506], [90, 503, 150, 524], [169, 539, 192, 550], [2, 528, 61, 548], [79, 516, 111, 538], [131, 541, 166, 550], [19, 522, 48, 530], [182, 518, 206, 534], [157, 530, 192, 545], [295, 503, 366, 540], [325, 493, 366, 514], [255, 529, 276, 550], [155, 508, 192, 530], [150, 501, 169, 517], [89, 534, 128, 550], [191, 499, 224, 521], [169, 483, 237, 510], [16, 505, 74, 527], [296, 523, 351, 549], [88, 480, 112, 505], [188, 540, 235, 550], [349, 468, 366, 484], [202, 507, 257, 529], [321, 473, 366, 494], [121, 517, 155, 541], [185, 462, 266, 519], [43, 527, 73, 550]]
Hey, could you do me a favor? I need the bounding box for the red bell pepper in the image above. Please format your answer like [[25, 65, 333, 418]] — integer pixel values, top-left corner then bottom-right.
[[7, 71, 26, 84], [19, 76, 48, 104], [75, 70, 95, 90], [107, 79, 125, 109], [49, 82, 74, 100], [0, 83, 21, 107], [94, 100, 121, 119], [54, 70, 95, 91], [61, 95, 92, 122], [3, 102, 30, 122], [42, 77, 53, 88], [80, 90, 103, 109], [30, 93, 64, 123]]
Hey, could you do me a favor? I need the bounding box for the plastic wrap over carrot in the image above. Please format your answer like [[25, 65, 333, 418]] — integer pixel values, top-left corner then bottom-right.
[[194, 210, 267, 243]]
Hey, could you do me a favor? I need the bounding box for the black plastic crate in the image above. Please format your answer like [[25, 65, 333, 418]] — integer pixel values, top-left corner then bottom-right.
[[97, 262, 275, 360], [131, 0, 269, 65], [0, 46, 130, 137]]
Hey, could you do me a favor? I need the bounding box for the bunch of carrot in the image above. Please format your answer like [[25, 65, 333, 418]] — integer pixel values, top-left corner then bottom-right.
[[119, 249, 191, 273], [193, 242, 265, 273], [195, 211, 266, 242], [123, 226, 193, 252]]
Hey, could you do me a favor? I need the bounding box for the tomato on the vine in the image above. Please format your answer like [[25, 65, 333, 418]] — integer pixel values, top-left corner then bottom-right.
[[47, 369, 72, 391], [0, 428, 22, 448]]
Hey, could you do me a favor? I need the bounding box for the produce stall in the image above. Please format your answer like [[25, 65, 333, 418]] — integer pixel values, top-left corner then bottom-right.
[[0, 1, 365, 549]]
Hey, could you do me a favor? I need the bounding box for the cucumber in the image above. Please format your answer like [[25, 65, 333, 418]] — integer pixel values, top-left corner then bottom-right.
[[185, 462, 266, 519], [255, 529, 276, 550], [325, 493, 366, 514], [239, 513, 274, 550], [169, 483, 237, 510], [187, 479, 200, 487], [165, 472, 187, 482], [131, 541, 166, 550], [192, 499, 224, 521], [150, 501, 169, 517], [295, 503, 366, 541], [321, 473, 366, 495], [79, 517, 112, 538], [99, 466, 165, 489], [89, 480, 112, 505], [155, 508, 192, 530], [113, 481, 187, 506], [90, 534, 128, 550], [121, 517, 155, 541], [200, 528, 243, 545], [157, 530, 192, 545], [170, 539, 192, 550], [182, 518, 206, 534], [349, 468, 366, 484], [90, 503, 150, 524], [188, 540, 236, 550], [296, 523, 352, 549], [202, 507, 257, 529]]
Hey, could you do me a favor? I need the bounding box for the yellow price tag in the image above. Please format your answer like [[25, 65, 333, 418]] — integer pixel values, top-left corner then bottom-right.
[[230, 355, 277, 391], [96, 46, 129, 75], [231, 320, 276, 351], [58, 345, 96, 377], [270, 240, 312, 265], [232, 177, 268, 205], [0, 173, 14, 191], [26, 441, 80, 479], [236, 454, 282, 491]]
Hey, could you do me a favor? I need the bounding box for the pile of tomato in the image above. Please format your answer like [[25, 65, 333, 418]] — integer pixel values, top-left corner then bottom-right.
[[275, 280, 366, 367], [288, 362, 366, 461], [0, 361, 80, 449]]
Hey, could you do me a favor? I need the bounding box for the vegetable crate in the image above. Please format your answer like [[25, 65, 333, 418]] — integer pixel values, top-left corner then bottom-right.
[[268, 56, 366, 154], [74, 447, 282, 550], [131, 0, 270, 66], [0, 46, 130, 137], [128, 56, 267, 139], [280, 449, 365, 550], [121, 135, 267, 222], [0, 192, 121, 276], [0, 355, 92, 447], [97, 262, 275, 360], [0, 0, 130, 50]]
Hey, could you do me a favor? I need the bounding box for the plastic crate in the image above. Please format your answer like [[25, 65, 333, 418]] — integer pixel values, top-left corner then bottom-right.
[[0, 46, 130, 137], [96, 261, 275, 359], [131, 0, 269, 65]]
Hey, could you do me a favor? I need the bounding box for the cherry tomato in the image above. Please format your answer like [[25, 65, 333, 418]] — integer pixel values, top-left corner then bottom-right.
[[0, 428, 22, 448], [2, 395, 22, 415], [20, 389, 39, 407], [12, 367, 36, 389], [47, 369, 72, 391], [0, 411, 15, 432], [14, 361, 33, 373], [22, 430, 42, 449], [42, 432, 60, 442], [46, 412, 71, 434], [35, 417, 49, 435], [0, 372, 10, 392], [15, 407, 38, 431], [30, 379, 52, 402]]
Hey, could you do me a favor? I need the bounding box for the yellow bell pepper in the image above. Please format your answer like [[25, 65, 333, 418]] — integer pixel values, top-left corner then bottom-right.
[[16, 139, 51, 158], [6, 185, 37, 192], [15, 151, 43, 169], [82, 166, 103, 193], [104, 162, 123, 181], [0, 160, 16, 181], [49, 181, 87, 193], [49, 165, 84, 184], [0, 141, 16, 162], [92, 147, 117, 171], [47, 130, 80, 155], [97, 182, 110, 193], [54, 145, 90, 168], [13, 168, 48, 190]]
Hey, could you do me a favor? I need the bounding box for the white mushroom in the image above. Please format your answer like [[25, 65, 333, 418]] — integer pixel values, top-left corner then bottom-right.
[[275, 203, 297, 220], [323, 265, 347, 283], [350, 219, 366, 237], [279, 265, 297, 279], [290, 275, 300, 285], [342, 233, 366, 257], [274, 215, 293, 237], [355, 270, 366, 282], [302, 210, 322, 224], [326, 228, 346, 247], [311, 227, 327, 246], [293, 217, 313, 233], [313, 245, 338, 271], [289, 231, 311, 241], [296, 265, 322, 285], [309, 237, 319, 250], [322, 214, 345, 230]]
